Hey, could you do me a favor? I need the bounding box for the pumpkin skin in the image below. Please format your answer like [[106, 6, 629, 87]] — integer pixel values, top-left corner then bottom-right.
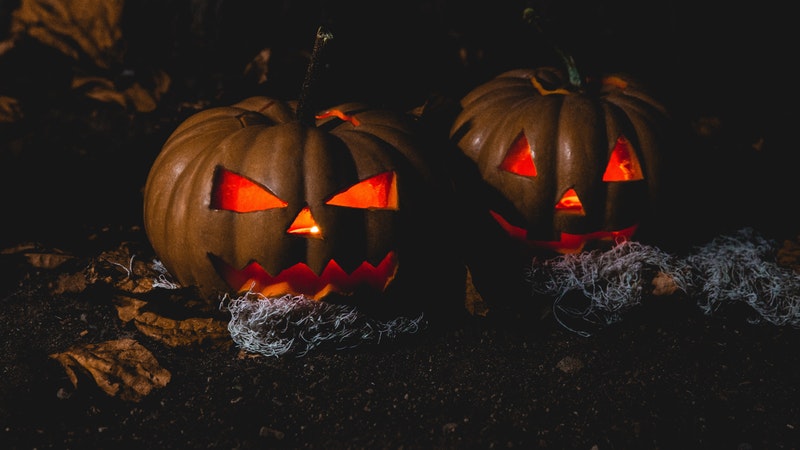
[[143, 96, 463, 316], [450, 67, 670, 254]]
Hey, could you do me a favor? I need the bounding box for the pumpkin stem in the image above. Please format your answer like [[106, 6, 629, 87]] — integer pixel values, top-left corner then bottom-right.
[[522, 7, 583, 88], [297, 25, 334, 125]]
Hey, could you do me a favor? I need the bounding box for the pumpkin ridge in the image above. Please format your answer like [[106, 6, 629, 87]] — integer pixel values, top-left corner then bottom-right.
[[457, 91, 550, 163], [460, 83, 535, 111], [604, 95, 670, 132]]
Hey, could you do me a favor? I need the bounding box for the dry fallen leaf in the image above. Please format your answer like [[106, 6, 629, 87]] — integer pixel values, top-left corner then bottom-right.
[[1, 242, 75, 269], [124, 70, 171, 112], [72, 70, 171, 113], [72, 75, 127, 108], [50, 338, 171, 402], [464, 268, 489, 317], [45, 242, 159, 295], [0, 242, 39, 254], [651, 271, 679, 296], [10, 0, 125, 69], [52, 271, 91, 295], [777, 236, 800, 274], [243, 47, 272, 84], [0, 95, 23, 123], [115, 295, 231, 349], [123, 80, 159, 112], [26, 251, 75, 269], [95, 245, 165, 294], [0, 38, 14, 56]]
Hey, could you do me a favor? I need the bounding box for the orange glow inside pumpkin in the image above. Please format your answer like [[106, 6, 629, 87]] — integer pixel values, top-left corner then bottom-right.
[[212, 168, 400, 240], [602, 136, 643, 182], [212, 251, 399, 300], [500, 133, 537, 176], [209, 167, 404, 297], [554, 188, 585, 215], [287, 206, 321, 237], [326, 171, 398, 209], [531, 224, 638, 254], [601, 76, 629, 89], [211, 168, 287, 212], [315, 109, 361, 126], [489, 209, 638, 254]]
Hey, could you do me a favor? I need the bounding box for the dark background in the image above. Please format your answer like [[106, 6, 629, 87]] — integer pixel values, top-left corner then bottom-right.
[[1, 0, 797, 252], [2, 2, 800, 449]]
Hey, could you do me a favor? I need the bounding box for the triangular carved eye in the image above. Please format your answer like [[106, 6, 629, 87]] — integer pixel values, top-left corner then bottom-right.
[[326, 171, 399, 210], [555, 188, 585, 215], [603, 135, 644, 182], [211, 167, 288, 212], [500, 132, 537, 177]]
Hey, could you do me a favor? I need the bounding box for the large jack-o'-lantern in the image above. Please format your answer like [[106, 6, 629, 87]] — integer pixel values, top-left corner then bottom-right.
[[143, 96, 464, 316], [450, 67, 670, 255]]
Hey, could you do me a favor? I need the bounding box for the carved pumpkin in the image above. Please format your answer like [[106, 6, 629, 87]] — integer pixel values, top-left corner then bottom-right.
[[143, 96, 464, 316], [450, 67, 670, 255]]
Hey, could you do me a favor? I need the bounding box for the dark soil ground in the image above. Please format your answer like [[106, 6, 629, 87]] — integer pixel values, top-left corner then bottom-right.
[[2, 1, 799, 449], [3, 244, 800, 450]]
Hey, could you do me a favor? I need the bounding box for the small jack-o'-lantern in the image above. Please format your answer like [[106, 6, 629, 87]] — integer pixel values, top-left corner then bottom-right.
[[143, 96, 463, 316], [450, 67, 670, 255]]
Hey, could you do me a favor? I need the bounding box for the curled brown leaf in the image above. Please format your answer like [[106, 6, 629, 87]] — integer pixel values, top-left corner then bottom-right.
[[10, 0, 124, 68], [0, 95, 23, 123], [49, 338, 171, 402], [115, 295, 231, 349]]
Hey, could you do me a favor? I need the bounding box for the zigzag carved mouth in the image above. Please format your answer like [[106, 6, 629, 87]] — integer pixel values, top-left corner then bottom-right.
[[490, 210, 638, 254], [210, 252, 398, 300]]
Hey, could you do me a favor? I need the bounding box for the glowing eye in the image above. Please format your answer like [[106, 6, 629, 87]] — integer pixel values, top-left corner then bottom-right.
[[500, 132, 537, 177], [602, 135, 644, 182], [210, 167, 288, 212], [326, 171, 398, 210]]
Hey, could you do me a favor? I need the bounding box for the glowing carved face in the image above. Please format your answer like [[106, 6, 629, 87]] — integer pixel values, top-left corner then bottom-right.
[[491, 133, 644, 254], [449, 68, 667, 256], [209, 167, 401, 300], [144, 97, 463, 306]]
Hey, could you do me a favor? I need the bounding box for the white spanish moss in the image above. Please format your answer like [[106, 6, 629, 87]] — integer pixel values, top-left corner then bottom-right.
[[149, 227, 800, 349], [220, 290, 426, 357], [150, 259, 181, 290], [526, 227, 800, 335], [686, 227, 800, 327], [526, 240, 693, 335]]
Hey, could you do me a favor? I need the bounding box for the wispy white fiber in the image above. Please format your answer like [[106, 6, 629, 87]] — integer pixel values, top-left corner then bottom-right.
[[221, 290, 426, 357], [527, 227, 800, 335], [526, 240, 692, 335]]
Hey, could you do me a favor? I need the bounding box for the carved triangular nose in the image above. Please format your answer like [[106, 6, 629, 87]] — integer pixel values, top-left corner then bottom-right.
[[287, 206, 322, 238], [555, 188, 585, 215]]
